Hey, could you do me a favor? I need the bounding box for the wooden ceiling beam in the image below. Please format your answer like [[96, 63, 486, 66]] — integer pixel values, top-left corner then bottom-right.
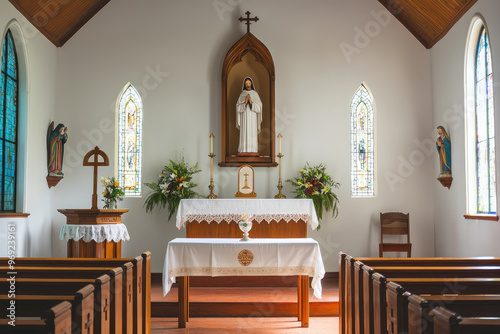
[[8, 0, 110, 47], [378, 0, 477, 49]]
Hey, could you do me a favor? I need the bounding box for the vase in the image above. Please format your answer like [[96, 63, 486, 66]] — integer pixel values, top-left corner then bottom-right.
[[105, 201, 117, 209], [238, 219, 253, 241]]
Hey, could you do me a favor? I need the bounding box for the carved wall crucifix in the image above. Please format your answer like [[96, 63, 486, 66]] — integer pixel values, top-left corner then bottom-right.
[[239, 11, 259, 33], [83, 146, 110, 209]]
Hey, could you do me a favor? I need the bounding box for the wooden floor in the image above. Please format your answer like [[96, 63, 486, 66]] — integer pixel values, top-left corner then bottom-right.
[[151, 276, 339, 332], [151, 317, 339, 333]]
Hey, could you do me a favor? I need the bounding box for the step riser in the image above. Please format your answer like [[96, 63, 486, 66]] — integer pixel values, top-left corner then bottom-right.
[[152, 301, 339, 317]]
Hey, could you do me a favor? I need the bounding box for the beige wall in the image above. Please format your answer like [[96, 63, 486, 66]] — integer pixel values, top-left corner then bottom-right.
[[431, 0, 500, 257], [38, 0, 437, 272], [0, 4, 58, 256]]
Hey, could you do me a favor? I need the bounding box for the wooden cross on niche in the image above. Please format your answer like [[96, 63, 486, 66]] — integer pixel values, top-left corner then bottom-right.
[[239, 11, 259, 33], [83, 146, 110, 209]]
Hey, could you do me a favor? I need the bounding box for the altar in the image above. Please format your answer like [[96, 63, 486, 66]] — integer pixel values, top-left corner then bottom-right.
[[176, 198, 318, 238], [164, 237, 325, 328]]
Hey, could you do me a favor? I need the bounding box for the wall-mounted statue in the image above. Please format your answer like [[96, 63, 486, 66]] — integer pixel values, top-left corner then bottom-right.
[[436, 125, 452, 188], [46, 122, 68, 187], [236, 77, 262, 156]]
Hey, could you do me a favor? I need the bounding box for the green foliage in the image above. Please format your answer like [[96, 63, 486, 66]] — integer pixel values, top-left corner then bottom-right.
[[144, 157, 202, 220], [101, 177, 125, 209], [286, 163, 340, 228]]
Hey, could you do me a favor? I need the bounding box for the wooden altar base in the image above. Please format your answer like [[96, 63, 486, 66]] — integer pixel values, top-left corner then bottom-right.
[[67, 239, 122, 258], [185, 219, 307, 238]]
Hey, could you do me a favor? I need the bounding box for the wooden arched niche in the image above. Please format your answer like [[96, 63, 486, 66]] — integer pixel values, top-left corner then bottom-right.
[[219, 33, 277, 167]]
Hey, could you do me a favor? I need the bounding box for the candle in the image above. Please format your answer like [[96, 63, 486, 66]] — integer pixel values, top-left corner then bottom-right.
[[210, 133, 214, 155], [278, 134, 282, 154]]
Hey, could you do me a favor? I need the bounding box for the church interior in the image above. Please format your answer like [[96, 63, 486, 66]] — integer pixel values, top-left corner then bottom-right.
[[1, 0, 500, 332]]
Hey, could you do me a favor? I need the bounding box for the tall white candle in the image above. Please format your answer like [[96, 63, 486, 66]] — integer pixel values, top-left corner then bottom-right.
[[210, 134, 214, 155], [278, 134, 282, 154]]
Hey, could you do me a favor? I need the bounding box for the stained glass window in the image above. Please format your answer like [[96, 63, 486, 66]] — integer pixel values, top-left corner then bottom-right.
[[351, 84, 374, 197], [117, 84, 142, 196], [475, 27, 496, 214], [0, 30, 18, 211]]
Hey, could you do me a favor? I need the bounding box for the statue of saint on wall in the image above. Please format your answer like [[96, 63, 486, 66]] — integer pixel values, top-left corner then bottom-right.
[[436, 125, 452, 189], [436, 125, 451, 176], [47, 121, 68, 177], [236, 77, 262, 156]]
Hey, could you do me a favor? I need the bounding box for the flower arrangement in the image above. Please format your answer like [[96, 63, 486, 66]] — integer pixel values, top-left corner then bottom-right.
[[101, 177, 125, 209], [144, 157, 202, 219], [286, 163, 340, 226]]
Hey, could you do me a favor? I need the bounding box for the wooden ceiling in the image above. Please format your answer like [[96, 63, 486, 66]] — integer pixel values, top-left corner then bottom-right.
[[378, 0, 478, 49], [9, 0, 477, 49], [9, 0, 110, 47]]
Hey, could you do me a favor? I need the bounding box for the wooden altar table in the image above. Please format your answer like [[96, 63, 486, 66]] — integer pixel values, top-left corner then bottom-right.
[[176, 199, 319, 238], [163, 237, 325, 328]]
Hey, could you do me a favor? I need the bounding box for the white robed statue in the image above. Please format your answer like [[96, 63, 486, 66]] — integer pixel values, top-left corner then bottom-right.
[[236, 77, 262, 154]]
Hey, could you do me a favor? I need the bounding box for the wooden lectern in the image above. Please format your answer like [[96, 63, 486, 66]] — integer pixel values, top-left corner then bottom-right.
[[58, 146, 129, 258]]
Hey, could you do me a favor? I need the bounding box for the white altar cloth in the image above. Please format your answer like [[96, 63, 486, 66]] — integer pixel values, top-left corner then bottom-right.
[[59, 223, 130, 243], [176, 199, 319, 230], [163, 237, 325, 299]]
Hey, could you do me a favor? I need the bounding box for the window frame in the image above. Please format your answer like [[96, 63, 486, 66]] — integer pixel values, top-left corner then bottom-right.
[[0, 29, 19, 212], [115, 83, 143, 197], [350, 83, 376, 197], [464, 15, 498, 220]]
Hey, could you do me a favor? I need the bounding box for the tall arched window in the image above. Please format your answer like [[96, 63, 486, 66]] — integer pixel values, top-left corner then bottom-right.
[[465, 16, 496, 217], [351, 84, 375, 197], [117, 83, 143, 196], [0, 30, 18, 211]]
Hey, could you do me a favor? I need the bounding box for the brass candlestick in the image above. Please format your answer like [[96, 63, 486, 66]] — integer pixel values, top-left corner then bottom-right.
[[207, 153, 218, 199], [275, 153, 286, 199]]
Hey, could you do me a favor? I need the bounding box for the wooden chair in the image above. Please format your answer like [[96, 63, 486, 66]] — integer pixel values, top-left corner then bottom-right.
[[379, 212, 411, 257]]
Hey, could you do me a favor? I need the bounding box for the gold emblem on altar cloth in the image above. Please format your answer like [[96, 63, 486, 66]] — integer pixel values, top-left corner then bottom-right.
[[238, 249, 254, 266]]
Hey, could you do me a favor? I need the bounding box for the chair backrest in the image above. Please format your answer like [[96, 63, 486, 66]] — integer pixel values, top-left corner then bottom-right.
[[380, 212, 410, 244]]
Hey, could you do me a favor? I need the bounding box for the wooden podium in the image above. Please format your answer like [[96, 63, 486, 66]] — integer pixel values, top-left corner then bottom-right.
[[58, 146, 129, 258], [58, 209, 129, 258]]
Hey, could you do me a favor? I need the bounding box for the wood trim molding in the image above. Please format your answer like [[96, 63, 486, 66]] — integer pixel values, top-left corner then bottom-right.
[[0, 212, 30, 218], [220, 32, 276, 167], [464, 214, 499, 221]]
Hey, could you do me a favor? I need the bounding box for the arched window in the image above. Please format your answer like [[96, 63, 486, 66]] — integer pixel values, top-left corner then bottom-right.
[[351, 84, 375, 197], [465, 16, 496, 216], [117, 83, 143, 196], [0, 30, 18, 211]]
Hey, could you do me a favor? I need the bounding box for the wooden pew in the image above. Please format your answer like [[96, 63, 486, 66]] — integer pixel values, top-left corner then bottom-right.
[[367, 265, 500, 334], [0, 266, 123, 334], [2, 251, 152, 334], [378, 277, 500, 334], [339, 252, 346, 334], [0, 276, 109, 334], [0, 285, 94, 334], [408, 294, 500, 334], [339, 252, 500, 334], [430, 306, 500, 334], [0, 301, 72, 334]]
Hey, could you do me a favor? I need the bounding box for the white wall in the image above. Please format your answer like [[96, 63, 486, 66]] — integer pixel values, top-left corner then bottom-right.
[[51, 0, 435, 272], [431, 0, 500, 257], [0, 4, 58, 257]]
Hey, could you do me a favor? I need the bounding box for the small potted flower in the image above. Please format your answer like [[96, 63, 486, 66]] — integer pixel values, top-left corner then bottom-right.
[[144, 156, 201, 219], [286, 163, 340, 228], [101, 177, 125, 209]]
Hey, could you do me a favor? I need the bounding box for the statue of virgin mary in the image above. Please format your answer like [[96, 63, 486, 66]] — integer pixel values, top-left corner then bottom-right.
[[236, 77, 262, 154]]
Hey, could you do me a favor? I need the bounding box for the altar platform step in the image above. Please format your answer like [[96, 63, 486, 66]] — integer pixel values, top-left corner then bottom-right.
[[151, 276, 339, 317]]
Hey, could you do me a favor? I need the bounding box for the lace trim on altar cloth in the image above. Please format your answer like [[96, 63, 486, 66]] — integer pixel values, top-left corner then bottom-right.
[[182, 214, 312, 225], [168, 265, 323, 299], [169, 266, 315, 277], [59, 224, 130, 243]]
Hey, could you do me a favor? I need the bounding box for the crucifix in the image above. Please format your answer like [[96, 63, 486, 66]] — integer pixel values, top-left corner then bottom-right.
[[83, 146, 110, 209], [239, 11, 259, 33]]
